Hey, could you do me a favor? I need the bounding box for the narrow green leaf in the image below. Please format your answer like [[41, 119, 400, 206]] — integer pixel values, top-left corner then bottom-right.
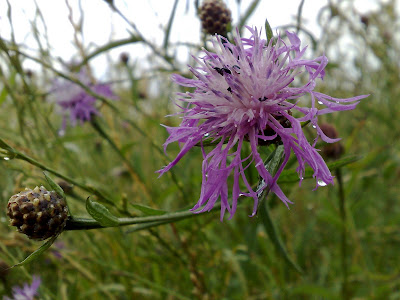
[[258, 145, 303, 274], [43, 171, 65, 199], [265, 18, 274, 41], [0, 84, 8, 105], [259, 202, 303, 274], [278, 155, 362, 184], [0, 137, 14, 152], [130, 204, 166, 216], [238, 0, 261, 32], [85, 197, 119, 227], [265, 145, 284, 174], [163, 0, 179, 51], [12, 234, 59, 268], [289, 284, 336, 299]]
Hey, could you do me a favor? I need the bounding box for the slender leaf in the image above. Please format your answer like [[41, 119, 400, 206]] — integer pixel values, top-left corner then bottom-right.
[[265, 18, 274, 41], [130, 204, 167, 216], [0, 137, 14, 152], [289, 284, 336, 299], [238, 0, 261, 33], [85, 198, 119, 227], [259, 202, 303, 274], [0, 81, 9, 105], [258, 145, 303, 274], [163, 0, 179, 51], [12, 234, 59, 268], [44, 171, 65, 199]]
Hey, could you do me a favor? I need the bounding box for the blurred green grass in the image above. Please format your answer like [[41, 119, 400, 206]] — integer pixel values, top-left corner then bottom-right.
[[1, 1, 400, 299]]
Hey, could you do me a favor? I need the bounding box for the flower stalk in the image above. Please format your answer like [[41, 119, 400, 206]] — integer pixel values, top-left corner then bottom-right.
[[65, 202, 222, 231], [90, 118, 151, 199], [336, 168, 349, 299]]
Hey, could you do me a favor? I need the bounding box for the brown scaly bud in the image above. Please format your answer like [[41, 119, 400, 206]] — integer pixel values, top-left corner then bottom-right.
[[320, 123, 344, 159], [360, 15, 370, 27], [57, 181, 74, 195], [199, 0, 232, 36], [119, 52, 130, 65], [7, 186, 68, 240]]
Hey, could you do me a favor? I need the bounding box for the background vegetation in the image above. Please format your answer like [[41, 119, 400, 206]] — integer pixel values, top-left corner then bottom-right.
[[0, 0, 399, 299]]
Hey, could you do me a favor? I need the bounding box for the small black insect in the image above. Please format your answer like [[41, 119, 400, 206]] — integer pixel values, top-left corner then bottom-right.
[[214, 67, 231, 76], [258, 96, 268, 102], [227, 87, 232, 93]]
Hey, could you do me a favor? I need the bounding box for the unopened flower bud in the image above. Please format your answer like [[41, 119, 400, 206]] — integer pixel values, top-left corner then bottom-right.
[[360, 15, 369, 27], [7, 186, 68, 240], [57, 181, 74, 195], [199, 0, 232, 36], [119, 52, 129, 65]]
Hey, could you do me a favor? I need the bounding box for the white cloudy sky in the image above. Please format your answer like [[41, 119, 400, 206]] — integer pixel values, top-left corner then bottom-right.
[[0, 0, 386, 77]]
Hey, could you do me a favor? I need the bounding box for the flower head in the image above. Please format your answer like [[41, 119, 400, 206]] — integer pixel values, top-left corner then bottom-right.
[[158, 27, 368, 220], [4, 276, 41, 300], [51, 68, 116, 134]]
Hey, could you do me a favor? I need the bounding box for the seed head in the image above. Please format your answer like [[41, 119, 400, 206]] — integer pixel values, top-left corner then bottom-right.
[[7, 186, 68, 240], [199, 0, 232, 36]]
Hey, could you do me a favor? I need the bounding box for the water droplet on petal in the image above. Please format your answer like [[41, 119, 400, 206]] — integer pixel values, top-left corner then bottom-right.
[[204, 133, 210, 137], [300, 176, 304, 180], [317, 180, 327, 187], [3, 157, 10, 161], [312, 125, 316, 129], [317, 100, 323, 105], [335, 101, 340, 104]]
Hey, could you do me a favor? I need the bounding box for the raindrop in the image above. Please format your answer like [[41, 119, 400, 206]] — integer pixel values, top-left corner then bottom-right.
[[204, 133, 210, 137], [317, 100, 323, 105], [300, 176, 304, 180], [312, 125, 316, 129], [335, 101, 340, 104], [3, 157, 10, 161], [317, 180, 327, 187]]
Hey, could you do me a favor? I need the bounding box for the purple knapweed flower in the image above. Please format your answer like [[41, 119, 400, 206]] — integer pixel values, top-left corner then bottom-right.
[[4, 276, 41, 300], [158, 27, 368, 220], [51, 68, 116, 135]]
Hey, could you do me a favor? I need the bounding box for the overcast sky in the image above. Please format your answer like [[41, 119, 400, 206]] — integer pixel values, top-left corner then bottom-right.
[[0, 0, 386, 77]]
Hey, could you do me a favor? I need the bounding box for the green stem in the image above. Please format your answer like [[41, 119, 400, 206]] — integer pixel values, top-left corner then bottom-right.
[[336, 168, 349, 299], [78, 36, 143, 68], [3, 48, 187, 200], [90, 118, 151, 199], [65, 203, 221, 231], [0, 137, 116, 207]]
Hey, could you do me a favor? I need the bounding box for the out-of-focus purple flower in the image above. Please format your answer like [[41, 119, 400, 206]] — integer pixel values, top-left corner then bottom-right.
[[3, 276, 41, 300], [158, 27, 368, 220], [51, 241, 65, 260], [51, 68, 116, 134]]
